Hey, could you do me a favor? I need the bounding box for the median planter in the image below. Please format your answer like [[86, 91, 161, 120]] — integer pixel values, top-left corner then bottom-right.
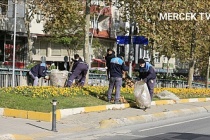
[[50, 69, 68, 87]]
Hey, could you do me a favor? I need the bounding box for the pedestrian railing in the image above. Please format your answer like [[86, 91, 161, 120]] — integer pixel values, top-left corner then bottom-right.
[[88, 73, 109, 86], [0, 68, 109, 87], [0, 68, 206, 88], [156, 79, 188, 88], [0, 68, 29, 87], [156, 79, 206, 88]]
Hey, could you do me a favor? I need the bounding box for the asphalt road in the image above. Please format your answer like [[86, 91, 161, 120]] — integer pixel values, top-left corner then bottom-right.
[[51, 112, 210, 140]]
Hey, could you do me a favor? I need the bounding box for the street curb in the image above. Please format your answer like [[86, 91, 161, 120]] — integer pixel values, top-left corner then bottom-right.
[[59, 98, 210, 118], [0, 98, 210, 122], [99, 105, 210, 129]]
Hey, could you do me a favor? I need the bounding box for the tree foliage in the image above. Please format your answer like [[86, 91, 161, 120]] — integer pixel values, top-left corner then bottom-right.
[[118, 0, 210, 87], [92, 38, 106, 59], [29, 0, 86, 59]]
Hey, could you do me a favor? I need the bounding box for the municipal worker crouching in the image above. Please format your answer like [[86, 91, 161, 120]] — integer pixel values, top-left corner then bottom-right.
[[107, 54, 129, 104], [66, 54, 89, 87], [29, 61, 51, 86], [137, 58, 156, 101]]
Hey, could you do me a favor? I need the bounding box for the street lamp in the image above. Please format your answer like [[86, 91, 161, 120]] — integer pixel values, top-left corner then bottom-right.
[[12, 0, 17, 87], [128, 22, 136, 78]]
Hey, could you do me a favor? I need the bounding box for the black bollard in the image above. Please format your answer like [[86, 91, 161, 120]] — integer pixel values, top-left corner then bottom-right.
[[51, 99, 57, 132]]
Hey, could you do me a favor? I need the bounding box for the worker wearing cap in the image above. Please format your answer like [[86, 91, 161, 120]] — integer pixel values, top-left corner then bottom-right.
[[107, 54, 129, 104], [29, 62, 51, 86], [137, 58, 156, 100], [66, 54, 89, 87]]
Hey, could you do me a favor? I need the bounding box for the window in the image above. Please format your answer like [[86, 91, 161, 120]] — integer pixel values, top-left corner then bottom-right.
[[40, 41, 47, 56], [154, 53, 160, 63], [61, 47, 68, 56], [0, 2, 7, 15], [51, 43, 61, 56], [34, 40, 47, 56]]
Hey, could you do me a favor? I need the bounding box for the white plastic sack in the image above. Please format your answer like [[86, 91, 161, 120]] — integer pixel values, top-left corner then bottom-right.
[[134, 81, 151, 108], [50, 69, 68, 87]]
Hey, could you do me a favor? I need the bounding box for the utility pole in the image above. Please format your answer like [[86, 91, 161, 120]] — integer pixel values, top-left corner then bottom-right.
[[128, 21, 134, 78], [12, 0, 17, 87], [84, 0, 91, 84]]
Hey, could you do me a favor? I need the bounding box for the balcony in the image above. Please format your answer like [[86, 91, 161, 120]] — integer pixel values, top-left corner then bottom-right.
[[90, 5, 111, 17], [90, 28, 109, 38]]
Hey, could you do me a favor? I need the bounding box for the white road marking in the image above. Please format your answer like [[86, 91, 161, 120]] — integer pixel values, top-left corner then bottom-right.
[[139, 115, 210, 132]]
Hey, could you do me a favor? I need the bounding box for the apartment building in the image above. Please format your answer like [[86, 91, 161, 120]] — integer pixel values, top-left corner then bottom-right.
[[0, 0, 26, 68], [0, 0, 179, 74]]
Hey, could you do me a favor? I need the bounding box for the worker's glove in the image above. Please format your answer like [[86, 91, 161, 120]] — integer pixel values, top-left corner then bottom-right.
[[45, 75, 50, 80], [135, 77, 140, 81], [143, 78, 147, 83]]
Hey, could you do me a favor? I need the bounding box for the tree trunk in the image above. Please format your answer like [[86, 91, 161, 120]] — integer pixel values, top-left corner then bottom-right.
[[187, 60, 195, 88], [27, 27, 33, 62], [84, 0, 91, 85], [67, 48, 71, 71], [150, 39, 155, 66], [25, 1, 32, 63], [206, 50, 210, 88], [188, 22, 196, 88], [150, 22, 156, 66], [166, 57, 171, 76]]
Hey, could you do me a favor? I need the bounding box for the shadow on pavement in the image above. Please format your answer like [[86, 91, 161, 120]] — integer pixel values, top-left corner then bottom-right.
[[26, 123, 51, 131]]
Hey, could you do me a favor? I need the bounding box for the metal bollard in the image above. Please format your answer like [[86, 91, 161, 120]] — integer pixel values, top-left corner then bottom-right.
[[51, 99, 57, 132]]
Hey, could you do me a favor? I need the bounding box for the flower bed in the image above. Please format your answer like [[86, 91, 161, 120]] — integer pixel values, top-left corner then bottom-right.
[[1, 86, 210, 99]]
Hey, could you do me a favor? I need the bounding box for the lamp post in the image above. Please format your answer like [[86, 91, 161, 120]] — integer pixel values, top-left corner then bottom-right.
[[51, 99, 57, 132], [12, 0, 17, 87], [128, 22, 136, 78]]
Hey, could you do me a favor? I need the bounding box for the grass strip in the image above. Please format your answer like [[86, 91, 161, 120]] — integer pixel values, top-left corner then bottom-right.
[[0, 92, 109, 112]]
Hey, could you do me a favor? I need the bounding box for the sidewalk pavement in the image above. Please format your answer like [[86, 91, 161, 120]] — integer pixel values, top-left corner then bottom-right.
[[1, 98, 210, 140]]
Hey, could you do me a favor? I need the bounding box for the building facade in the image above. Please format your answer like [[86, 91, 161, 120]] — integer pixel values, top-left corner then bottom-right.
[[0, 0, 27, 68], [0, 0, 179, 73]]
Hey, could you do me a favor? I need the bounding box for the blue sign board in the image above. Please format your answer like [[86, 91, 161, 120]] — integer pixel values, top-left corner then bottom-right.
[[116, 36, 131, 44], [133, 36, 148, 45], [117, 36, 148, 45]]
